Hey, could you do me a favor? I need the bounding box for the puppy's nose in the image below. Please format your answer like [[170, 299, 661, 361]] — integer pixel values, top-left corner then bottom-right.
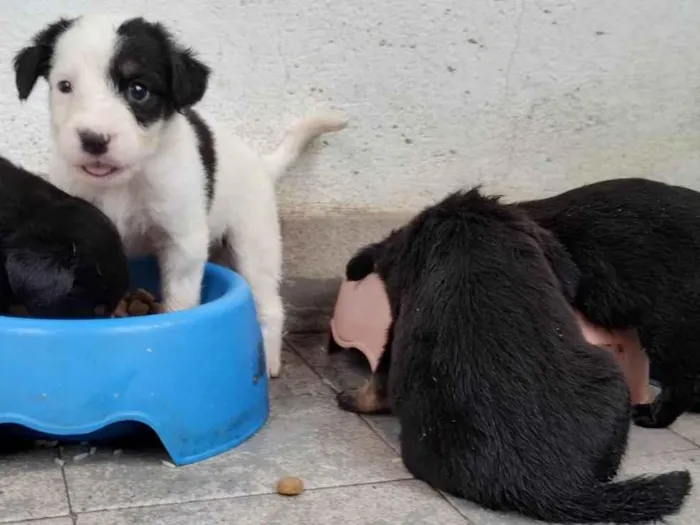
[[78, 130, 111, 156]]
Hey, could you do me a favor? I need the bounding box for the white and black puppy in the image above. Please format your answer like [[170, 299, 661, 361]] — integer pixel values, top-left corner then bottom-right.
[[14, 14, 347, 377]]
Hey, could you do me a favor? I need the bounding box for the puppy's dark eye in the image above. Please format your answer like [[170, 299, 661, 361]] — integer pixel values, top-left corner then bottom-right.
[[127, 82, 150, 103], [57, 80, 72, 94]]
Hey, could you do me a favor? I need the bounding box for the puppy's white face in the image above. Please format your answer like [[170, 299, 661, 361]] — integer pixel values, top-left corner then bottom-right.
[[15, 14, 210, 187], [48, 16, 160, 185]]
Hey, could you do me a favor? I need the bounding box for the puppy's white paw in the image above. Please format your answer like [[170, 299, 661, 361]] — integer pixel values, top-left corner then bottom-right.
[[267, 351, 282, 378], [161, 275, 203, 312], [162, 294, 200, 312]]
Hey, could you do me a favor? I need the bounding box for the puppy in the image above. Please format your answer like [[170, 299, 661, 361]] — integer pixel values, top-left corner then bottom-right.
[[0, 156, 128, 318], [517, 178, 700, 428], [14, 14, 347, 376], [337, 189, 690, 523]]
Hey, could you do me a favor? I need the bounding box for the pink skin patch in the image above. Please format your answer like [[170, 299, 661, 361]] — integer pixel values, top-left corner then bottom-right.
[[330, 274, 391, 372], [330, 274, 651, 405], [573, 311, 651, 405]]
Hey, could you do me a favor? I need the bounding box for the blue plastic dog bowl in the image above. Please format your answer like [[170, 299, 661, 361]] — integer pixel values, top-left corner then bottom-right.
[[0, 258, 269, 465]]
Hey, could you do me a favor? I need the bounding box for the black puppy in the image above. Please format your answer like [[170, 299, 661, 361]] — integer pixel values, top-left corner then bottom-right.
[[338, 189, 690, 524], [517, 178, 700, 428], [0, 156, 128, 318]]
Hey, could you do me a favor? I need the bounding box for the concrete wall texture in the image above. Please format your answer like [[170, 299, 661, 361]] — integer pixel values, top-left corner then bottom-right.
[[1, 0, 699, 326]]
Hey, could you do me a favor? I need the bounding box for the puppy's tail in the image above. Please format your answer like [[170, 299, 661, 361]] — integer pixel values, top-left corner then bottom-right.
[[263, 114, 348, 183], [534, 471, 691, 523]]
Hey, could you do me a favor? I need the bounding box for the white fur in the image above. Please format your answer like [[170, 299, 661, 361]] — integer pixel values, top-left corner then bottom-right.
[[42, 14, 347, 377]]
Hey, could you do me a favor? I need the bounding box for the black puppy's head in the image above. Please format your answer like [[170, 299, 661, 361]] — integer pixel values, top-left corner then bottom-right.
[[2, 229, 128, 319]]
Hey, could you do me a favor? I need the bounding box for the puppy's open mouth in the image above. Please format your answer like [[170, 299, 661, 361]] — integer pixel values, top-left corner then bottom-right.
[[81, 162, 122, 178]]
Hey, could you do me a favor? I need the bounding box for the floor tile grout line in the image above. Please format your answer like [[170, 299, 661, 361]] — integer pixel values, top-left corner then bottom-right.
[[3, 516, 73, 525], [283, 335, 343, 397], [284, 335, 406, 456], [72, 477, 417, 517], [668, 429, 700, 449], [631, 446, 700, 460], [438, 492, 478, 525], [285, 329, 330, 336], [57, 448, 78, 525]]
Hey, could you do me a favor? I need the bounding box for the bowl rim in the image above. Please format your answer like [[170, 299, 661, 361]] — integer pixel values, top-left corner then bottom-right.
[[0, 262, 252, 331]]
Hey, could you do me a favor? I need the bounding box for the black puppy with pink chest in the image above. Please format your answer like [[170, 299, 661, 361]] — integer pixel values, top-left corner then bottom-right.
[[517, 178, 700, 428], [0, 156, 128, 318]]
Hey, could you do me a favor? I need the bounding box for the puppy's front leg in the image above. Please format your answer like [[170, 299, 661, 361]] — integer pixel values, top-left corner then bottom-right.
[[632, 379, 694, 428], [337, 373, 392, 414], [226, 204, 284, 378], [158, 229, 209, 312], [337, 341, 392, 414]]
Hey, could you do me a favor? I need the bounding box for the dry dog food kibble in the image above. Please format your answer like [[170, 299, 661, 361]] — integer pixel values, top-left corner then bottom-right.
[[113, 289, 164, 317], [6, 288, 163, 318], [276, 476, 304, 496]]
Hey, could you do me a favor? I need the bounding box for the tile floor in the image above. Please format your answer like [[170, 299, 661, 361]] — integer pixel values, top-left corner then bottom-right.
[[1, 331, 700, 524]]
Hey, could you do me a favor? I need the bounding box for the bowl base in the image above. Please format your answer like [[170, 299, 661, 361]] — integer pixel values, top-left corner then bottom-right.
[[0, 398, 269, 466]]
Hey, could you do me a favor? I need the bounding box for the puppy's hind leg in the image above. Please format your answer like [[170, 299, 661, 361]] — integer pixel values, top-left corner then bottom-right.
[[224, 201, 284, 378]]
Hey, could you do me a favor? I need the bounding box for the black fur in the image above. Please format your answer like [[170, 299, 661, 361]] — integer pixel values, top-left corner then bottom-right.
[[183, 109, 216, 208], [113, 18, 211, 126], [13, 18, 74, 100], [517, 178, 700, 428], [0, 156, 128, 318], [339, 189, 691, 523], [345, 242, 378, 281]]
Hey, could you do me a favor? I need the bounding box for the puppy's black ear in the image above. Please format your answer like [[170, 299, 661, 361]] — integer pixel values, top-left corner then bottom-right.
[[13, 18, 74, 101], [346, 245, 377, 281], [4, 248, 75, 315], [170, 47, 211, 109]]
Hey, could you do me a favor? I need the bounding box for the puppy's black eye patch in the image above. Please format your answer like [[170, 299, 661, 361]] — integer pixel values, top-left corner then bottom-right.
[[109, 41, 171, 127], [112, 71, 167, 127]]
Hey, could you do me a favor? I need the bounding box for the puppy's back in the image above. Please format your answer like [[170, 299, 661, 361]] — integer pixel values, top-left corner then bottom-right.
[[388, 191, 629, 506], [517, 178, 700, 327]]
